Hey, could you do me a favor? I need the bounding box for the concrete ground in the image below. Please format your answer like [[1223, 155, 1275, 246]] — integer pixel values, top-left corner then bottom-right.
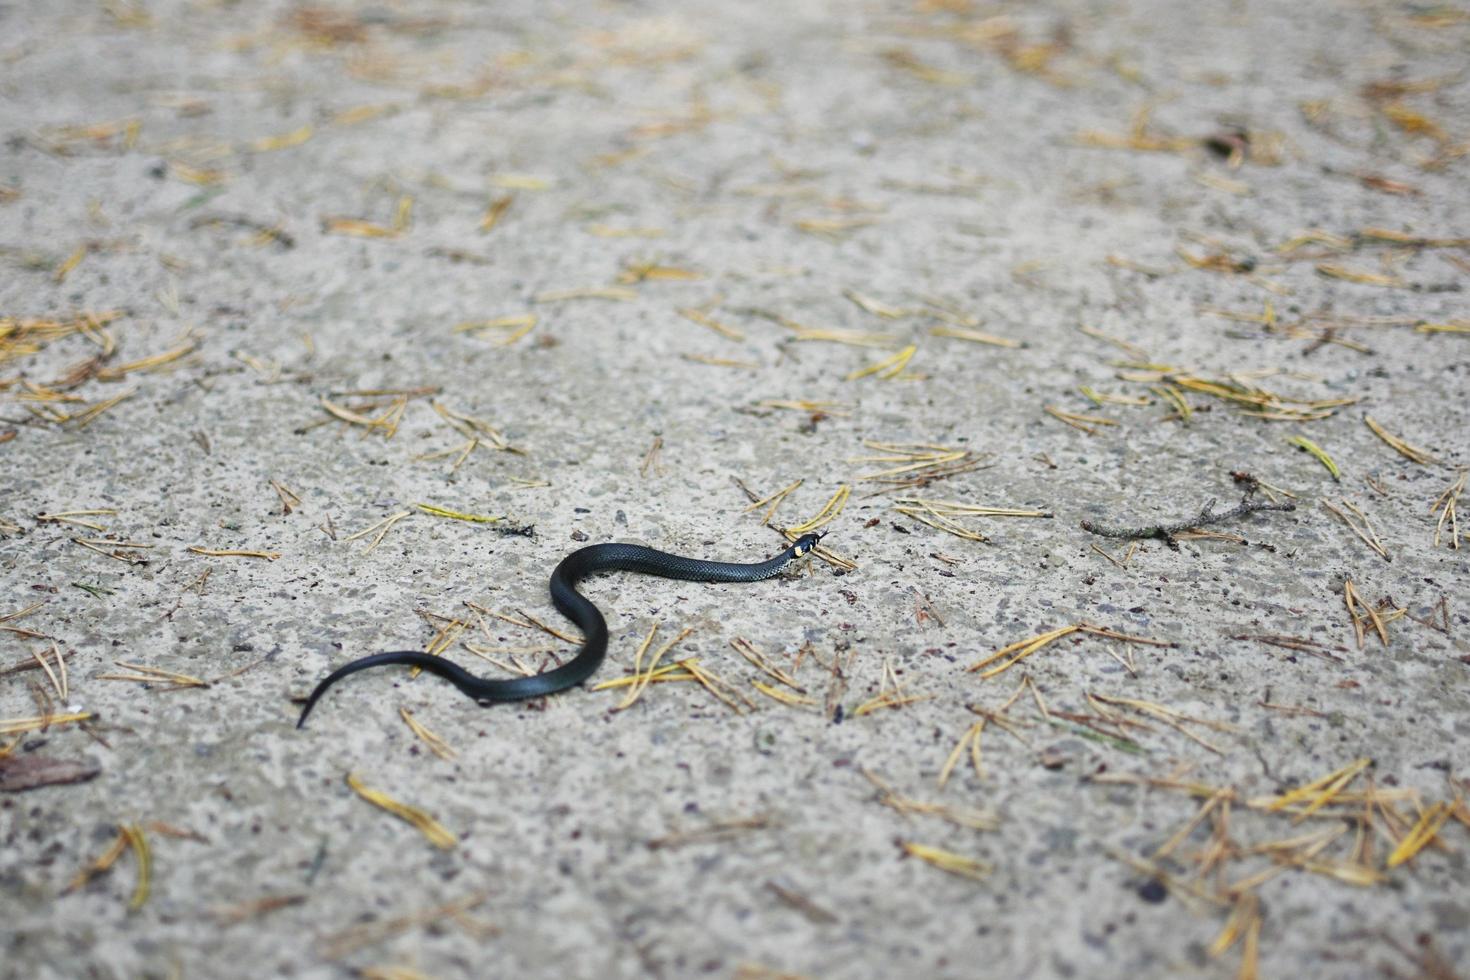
[[2, 1, 1467, 977]]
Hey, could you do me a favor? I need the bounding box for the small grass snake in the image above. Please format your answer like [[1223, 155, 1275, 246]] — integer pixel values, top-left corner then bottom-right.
[[295, 532, 824, 727]]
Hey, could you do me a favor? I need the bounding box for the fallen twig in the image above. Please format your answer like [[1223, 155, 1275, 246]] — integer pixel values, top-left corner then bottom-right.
[[1081, 492, 1294, 548]]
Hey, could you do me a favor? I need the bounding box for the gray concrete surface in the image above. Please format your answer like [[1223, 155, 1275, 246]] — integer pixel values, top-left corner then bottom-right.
[[2, 1, 1468, 977]]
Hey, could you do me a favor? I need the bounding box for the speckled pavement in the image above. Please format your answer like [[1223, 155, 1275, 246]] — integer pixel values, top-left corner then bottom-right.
[[2, 2, 1467, 978]]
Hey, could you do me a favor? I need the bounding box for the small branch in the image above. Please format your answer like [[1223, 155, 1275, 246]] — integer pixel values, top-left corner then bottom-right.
[[1081, 492, 1295, 549]]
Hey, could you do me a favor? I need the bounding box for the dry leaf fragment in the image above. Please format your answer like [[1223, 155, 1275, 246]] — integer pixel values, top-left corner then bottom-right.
[[0, 755, 100, 792]]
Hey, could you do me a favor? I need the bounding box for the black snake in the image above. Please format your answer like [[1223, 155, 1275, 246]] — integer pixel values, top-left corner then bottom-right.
[[296, 532, 824, 727]]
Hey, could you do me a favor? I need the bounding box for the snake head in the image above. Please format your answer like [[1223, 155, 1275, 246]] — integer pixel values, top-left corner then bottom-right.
[[792, 531, 825, 557]]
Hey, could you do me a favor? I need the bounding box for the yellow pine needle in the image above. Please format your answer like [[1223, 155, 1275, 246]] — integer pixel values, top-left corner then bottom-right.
[[1416, 321, 1470, 334], [844, 290, 916, 319], [250, 125, 313, 152], [0, 711, 94, 735], [371, 398, 408, 439], [617, 262, 702, 284], [1431, 472, 1464, 549], [66, 829, 127, 892], [894, 498, 1050, 527], [620, 621, 660, 695], [69, 389, 136, 428], [1089, 694, 1229, 754], [1077, 323, 1149, 358], [1080, 386, 1151, 406], [679, 348, 757, 366], [1154, 791, 1230, 860], [751, 680, 817, 707], [95, 342, 195, 380], [343, 511, 412, 553], [1386, 802, 1453, 867], [1241, 826, 1343, 859], [17, 381, 86, 404], [1322, 499, 1391, 562], [853, 443, 972, 481], [479, 194, 513, 232], [789, 485, 849, 534], [1074, 108, 1195, 153], [929, 324, 1022, 348], [900, 841, 991, 880], [741, 479, 802, 525], [35, 509, 116, 530], [846, 344, 916, 381], [912, 501, 1049, 518], [453, 314, 537, 346], [361, 968, 433, 980], [71, 536, 151, 563], [1297, 859, 1384, 887], [893, 501, 988, 542], [33, 642, 67, 700], [969, 623, 1168, 678], [1252, 758, 1372, 820], [857, 452, 966, 478], [865, 770, 999, 830], [1315, 263, 1406, 287], [98, 660, 208, 689], [787, 324, 899, 348], [187, 547, 281, 560], [322, 217, 398, 238], [684, 660, 753, 713], [533, 286, 638, 303], [1363, 415, 1437, 465], [1209, 894, 1261, 980], [1044, 404, 1118, 434], [391, 196, 413, 232], [506, 607, 580, 644], [271, 480, 301, 514], [730, 638, 803, 690], [676, 307, 744, 340], [1287, 435, 1340, 480], [968, 625, 1080, 676], [1274, 230, 1354, 253], [1378, 103, 1446, 141], [120, 824, 151, 911], [318, 893, 490, 960], [416, 618, 465, 659], [320, 396, 396, 430], [430, 401, 516, 451], [1, 602, 46, 624], [591, 661, 692, 690], [1229, 827, 1366, 893], [938, 721, 984, 788], [852, 691, 931, 717], [1342, 579, 1384, 648], [490, 173, 550, 190], [1090, 693, 1234, 732], [795, 216, 879, 239], [586, 224, 664, 238], [1359, 228, 1469, 247], [399, 708, 456, 760], [614, 624, 695, 710], [414, 503, 500, 524], [853, 658, 930, 717], [346, 773, 457, 850], [1152, 384, 1192, 422], [166, 161, 227, 185]]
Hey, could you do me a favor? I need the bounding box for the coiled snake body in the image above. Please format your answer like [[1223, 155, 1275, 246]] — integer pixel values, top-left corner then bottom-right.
[[296, 532, 823, 727]]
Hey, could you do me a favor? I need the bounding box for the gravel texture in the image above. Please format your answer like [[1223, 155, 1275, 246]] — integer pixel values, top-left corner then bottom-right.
[[2, 2, 1468, 978]]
